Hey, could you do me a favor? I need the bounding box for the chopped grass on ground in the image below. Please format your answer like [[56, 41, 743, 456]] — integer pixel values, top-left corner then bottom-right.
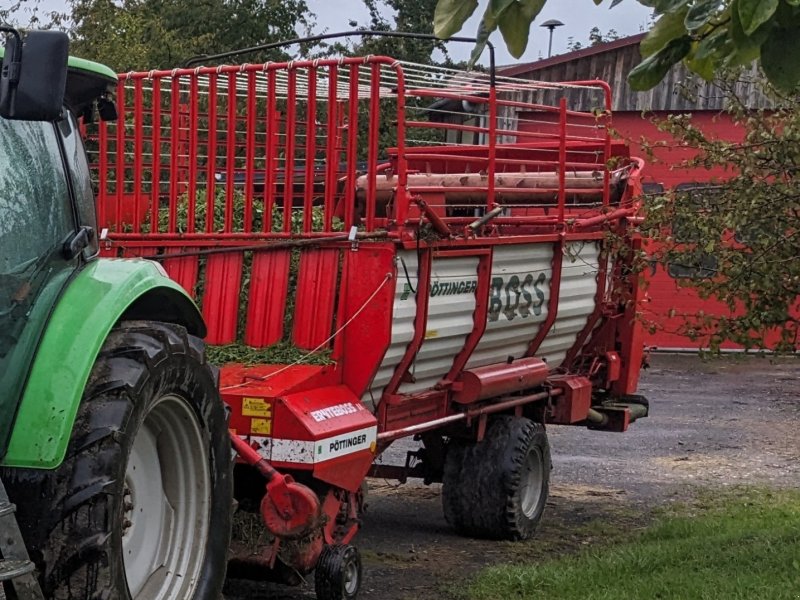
[[467, 488, 800, 600]]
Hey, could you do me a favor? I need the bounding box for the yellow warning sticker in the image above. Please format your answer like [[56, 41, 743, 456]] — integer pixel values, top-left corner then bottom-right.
[[250, 418, 272, 435], [242, 397, 271, 418]]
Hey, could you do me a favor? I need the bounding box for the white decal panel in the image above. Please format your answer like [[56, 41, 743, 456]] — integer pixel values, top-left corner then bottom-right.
[[245, 426, 377, 465], [365, 241, 601, 406]]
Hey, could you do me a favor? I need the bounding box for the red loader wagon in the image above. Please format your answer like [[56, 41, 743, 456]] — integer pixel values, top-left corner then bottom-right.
[[88, 35, 649, 599]]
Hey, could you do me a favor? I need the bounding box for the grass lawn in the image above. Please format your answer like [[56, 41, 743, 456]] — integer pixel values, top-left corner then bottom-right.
[[466, 488, 800, 600]]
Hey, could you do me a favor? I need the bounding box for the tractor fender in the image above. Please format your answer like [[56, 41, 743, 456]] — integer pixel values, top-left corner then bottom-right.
[[2, 258, 204, 469]]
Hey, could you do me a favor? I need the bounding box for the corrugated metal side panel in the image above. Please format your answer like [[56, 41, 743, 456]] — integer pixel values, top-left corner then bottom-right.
[[537, 241, 600, 366], [293, 248, 339, 349], [244, 249, 290, 347], [398, 256, 479, 394], [163, 249, 199, 297], [467, 244, 553, 368], [202, 253, 244, 345], [363, 251, 416, 408]]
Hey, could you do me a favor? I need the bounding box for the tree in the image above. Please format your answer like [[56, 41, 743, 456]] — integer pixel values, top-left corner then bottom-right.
[[434, 0, 800, 93], [567, 26, 620, 51], [640, 81, 800, 351], [66, 0, 313, 72]]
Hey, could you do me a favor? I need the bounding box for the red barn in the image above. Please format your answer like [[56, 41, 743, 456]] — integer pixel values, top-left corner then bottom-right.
[[498, 34, 779, 350]]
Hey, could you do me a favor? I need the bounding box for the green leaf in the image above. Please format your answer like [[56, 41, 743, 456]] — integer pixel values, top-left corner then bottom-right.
[[628, 35, 691, 90], [497, 4, 533, 58], [728, 0, 767, 65], [489, 0, 545, 59], [469, 19, 492, 65], [685, 0, 721, 31], [520, 0, 546, 20], [737, 0, 778, 36], [641, 8, 689, 57], [761, 27, 800, 91], [434, 0, 479, 39], [686, 43, 716, 80], [652, 0, 690, 16], [693, 27, 728, 61]]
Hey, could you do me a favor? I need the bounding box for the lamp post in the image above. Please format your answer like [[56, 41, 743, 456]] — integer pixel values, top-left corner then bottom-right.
[[540, 19, 565, 58]]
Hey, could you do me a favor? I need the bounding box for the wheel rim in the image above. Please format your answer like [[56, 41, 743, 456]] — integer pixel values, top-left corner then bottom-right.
[[519, 446, 544, 519], [344, 555, 359, 595], [122, 394, 211, 600]]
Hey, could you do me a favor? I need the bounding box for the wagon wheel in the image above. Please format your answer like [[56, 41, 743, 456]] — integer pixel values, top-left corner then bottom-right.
[[442, 415, 551, 540], [315, 544, 362, 600]]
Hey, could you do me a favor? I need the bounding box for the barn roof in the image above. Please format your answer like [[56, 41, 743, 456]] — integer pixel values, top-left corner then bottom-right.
[[499, 33, 645, 78], [497, 33, 771, 112]]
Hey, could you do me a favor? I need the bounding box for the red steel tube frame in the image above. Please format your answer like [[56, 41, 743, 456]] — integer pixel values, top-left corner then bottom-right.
[[377, 388, 561, 442]]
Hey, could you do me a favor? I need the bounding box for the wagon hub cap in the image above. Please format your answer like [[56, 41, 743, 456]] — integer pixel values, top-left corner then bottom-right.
[[519, 446, 544, 519], [344, 558, 359, 594], [122, 394, 210, 600]]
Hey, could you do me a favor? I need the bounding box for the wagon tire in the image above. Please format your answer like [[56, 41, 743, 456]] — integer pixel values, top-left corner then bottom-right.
[[442, 415, 550, 540], [2, 320, 232, 600], [314, 544, 362, 600]]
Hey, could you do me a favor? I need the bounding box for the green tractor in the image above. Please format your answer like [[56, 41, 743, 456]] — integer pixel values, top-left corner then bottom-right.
[[0, 28, 231, 600]]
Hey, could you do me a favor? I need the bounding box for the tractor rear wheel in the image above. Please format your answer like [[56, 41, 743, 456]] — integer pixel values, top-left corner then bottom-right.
[[442, 415, 550, 540], [4, 320, 232, 599]]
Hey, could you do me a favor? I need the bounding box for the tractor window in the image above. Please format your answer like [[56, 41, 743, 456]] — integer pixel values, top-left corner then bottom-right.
[[60, 112, 98, 255], [0, 117, 73, 289], [0, 116, 74, 366]]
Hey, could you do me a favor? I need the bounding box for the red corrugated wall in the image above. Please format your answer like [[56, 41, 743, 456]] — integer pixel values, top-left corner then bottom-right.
[[613, 111, 789, 350]]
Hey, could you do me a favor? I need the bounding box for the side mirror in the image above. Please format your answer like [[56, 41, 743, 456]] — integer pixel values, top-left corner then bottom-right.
[[0, 29, 69, 121]]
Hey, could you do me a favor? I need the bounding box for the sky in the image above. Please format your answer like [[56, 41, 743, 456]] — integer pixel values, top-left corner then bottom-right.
[[308, 0, 654, 65], [34, 0, 654, 66]]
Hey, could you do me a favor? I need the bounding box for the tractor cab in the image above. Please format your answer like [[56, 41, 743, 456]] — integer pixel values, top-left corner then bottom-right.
[[0, 29, 116, 447]]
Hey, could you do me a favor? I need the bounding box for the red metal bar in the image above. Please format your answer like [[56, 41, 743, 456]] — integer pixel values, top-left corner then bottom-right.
[[303, 66, 317, 233], [97, 103, 109, 228], [168, 76, 181, 233], [381, 249, 433, 402], [132, 78, 144, 233], [123, 56, 400, 80], [441, 252, 492, 384], [344, 64, 359, 229], [526, 235, 565, 356], [264, 69, 278, 233], [283, 69, 297, 234], [187, 75, 197, 232], [323, 66, 339, 232], [487, 84, 497, 209], [224, 72, 237, 233], [393, 63, 408, 227], [366, 63, 380, 231], [573, 207, 637, 229], [149, 78, 162, 231], [558, 97, 567, 223], [377, 389, 561, 442], [244, 71, 257, 233], [114, 82, 125, 233], [206, 72, 218, 234], [405, 120, 490, 135]]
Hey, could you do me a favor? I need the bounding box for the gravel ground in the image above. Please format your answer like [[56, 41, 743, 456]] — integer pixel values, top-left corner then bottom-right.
[[224, 353, 800, 600]]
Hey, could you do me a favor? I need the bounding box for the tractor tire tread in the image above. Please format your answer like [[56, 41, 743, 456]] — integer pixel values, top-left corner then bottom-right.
[[2, 320, 230, 600]]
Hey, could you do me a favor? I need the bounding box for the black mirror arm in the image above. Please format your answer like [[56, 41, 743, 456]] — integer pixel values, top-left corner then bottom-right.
[[0, 26, 22, 84]]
